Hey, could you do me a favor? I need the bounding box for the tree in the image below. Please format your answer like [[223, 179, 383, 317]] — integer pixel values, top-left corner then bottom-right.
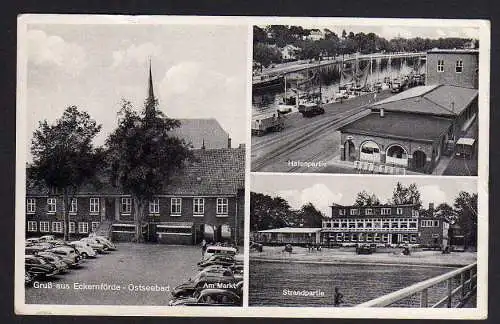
[[30, 106, 103, 241], [453, 191, 478, 249], [354, 190, 381, 206], [435, 202, 456, 223], [250, 192, 292, 231], [390, 182, 422, 209], [105, 97, 192, 242], [253, 43, 282, 68], [297, 202, 324, 228]]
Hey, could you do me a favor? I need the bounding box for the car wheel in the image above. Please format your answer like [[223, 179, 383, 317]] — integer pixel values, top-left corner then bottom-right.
[[81, 252, 88, 259]]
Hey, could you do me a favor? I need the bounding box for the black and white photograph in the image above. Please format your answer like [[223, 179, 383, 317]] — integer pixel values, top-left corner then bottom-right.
[[17, 16, 246, 311], [249, 174, 479, 308], [251, 24, 481, 176]]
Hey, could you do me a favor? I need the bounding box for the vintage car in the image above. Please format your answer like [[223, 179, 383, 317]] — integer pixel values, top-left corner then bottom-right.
[[47, 247, 81, 268], [203, 246, 237, 261], [38, 235, 56, 242], [169, 289, 242, 306], [355, 244, 374, 255], [171, 271, 240, 298], [36, 252, 70, 273], [89, 235, 117, 250], [250, 241, 263, 252], [197, 254, 236, 269], [79, 237, 107, 253], [69, 241, 97, 258], [25, 255, 59, 277], [25, 245, 48, 255]]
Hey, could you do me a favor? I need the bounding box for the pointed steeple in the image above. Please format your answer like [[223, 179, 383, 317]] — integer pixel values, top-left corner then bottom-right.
[[147, 58, 155, 102]]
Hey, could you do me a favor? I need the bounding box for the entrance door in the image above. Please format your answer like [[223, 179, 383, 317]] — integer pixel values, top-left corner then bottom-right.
[[105, 198, 115, 221], [344, 140, 356, 161], [391, 234, 398, 245], [413, 150, 427, 170]]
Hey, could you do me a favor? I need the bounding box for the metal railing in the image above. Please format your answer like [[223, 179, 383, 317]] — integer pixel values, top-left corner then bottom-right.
[[356, 262, 477, 308]]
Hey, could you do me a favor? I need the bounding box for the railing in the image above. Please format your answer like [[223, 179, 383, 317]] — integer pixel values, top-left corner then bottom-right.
[[356, 262, 477, 308]]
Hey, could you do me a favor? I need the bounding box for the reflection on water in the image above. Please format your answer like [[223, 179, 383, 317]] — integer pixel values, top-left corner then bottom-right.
[[253, 59, 425, 118], [249, 261, 456, 307]]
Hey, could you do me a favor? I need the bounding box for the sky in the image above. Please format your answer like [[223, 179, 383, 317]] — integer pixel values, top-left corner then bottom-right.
[[251, 174, 477, 216], [25, 23, 248, 157]]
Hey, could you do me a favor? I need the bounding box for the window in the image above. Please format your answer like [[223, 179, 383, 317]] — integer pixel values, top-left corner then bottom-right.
[[365, 208, 373, 215], [382, 222, 390, 229], [412, 209, 419, 217], [89, 198, 100, 213], [366, 233, 373, 242], [396, 208, 403, 215], [193, 198, 205, 215], [409, 222, 417, 229], [121, 197, 132, 214], [358, 233, 365, 242], [149, 198, 160, 214], [400, 222, 408, 229], [434, 220, 439, 227], [437, 59, 444, 72], [410, 234, 417, 243], [91, 222, 100, 232], [456, 59, 463, 73], [432, 233, 440, 238], [402, 234, 409, 243], [350, 208, 359, 216], [52, 222, 63, 233], [365, 222, 372, 228], [333, 221, 340, 228], [374, 234, 381, 242], [325, 222, 331, 228], [381, 208, 391, 215], [338, 209, 346, 216], [78, 222, 89, 234], [391, 222, 399, 229], [47, 198, 57, 213], [351, 233, 358, 242], [336, 233, 343, 241], [357, 222, 364, 228], [26, 198, 36, 213], [374, 221, 381, 229], [217, 198, 228, 215], [382, 234, 389, 243], [27, 221, 37, 232], [421, 220, 437, 227], [341, 222, 348, 228], [69, 198, 77, 213], [348, 221, 355, 229], [344, 233, 351, 242], [68, 222, 76, 234], [40, 221, 50, 233], [171, 198, 182, 214]]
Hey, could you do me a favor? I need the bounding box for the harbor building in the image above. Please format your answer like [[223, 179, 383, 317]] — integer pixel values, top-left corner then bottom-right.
[[321, 203, 449, 248], [254, 227, 322, 245], [339, 49, 478, 174], [25, 65, 245, 245]]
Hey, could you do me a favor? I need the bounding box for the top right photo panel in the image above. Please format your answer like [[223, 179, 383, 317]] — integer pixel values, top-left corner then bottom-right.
[[251, 23, 484, 176]]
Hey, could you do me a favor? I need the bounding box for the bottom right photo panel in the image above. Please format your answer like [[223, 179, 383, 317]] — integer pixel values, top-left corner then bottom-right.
[[249, 174, 479, 308]]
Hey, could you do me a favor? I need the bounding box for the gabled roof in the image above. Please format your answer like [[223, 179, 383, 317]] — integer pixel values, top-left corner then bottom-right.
[[169, 118, 229, 149], [372, 85, 478, 117], [26, 147, 245, 197]]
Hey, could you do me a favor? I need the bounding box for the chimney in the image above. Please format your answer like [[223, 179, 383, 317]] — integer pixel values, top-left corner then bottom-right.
[[380, 108, 385, 118], [429, 202, 434, 214], [227, 136, 232, 148]]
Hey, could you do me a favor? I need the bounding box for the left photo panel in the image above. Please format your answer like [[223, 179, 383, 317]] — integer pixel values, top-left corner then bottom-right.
[[16, 16, 247, 312]]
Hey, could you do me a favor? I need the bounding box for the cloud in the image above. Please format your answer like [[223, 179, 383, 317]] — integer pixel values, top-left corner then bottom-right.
[[461, 27, 479, 39], [381, 26, 414, 40], [111, 42, 162, 68], [278, 184, 342, 215], [419, 185, 447, 206], [27, 29, 87, 74], [157, 61, 246, 146]]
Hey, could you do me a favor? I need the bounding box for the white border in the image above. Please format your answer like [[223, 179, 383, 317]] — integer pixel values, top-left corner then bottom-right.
[[15, 14, 489, 319]]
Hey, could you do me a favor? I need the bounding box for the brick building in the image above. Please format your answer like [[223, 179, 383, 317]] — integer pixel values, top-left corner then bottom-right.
[[25, 64, 245, 245], [321, 203, 449, 247], [339, 49, 478, 174]]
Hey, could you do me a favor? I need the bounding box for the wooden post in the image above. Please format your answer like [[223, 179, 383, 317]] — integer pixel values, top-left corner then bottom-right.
[[447, 278, 453, 307], [460, 272, 466, 301], [420, 288, 428, 308]]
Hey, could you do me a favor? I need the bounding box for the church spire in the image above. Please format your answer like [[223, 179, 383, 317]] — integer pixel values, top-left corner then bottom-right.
[[147, 58, 155, 102]]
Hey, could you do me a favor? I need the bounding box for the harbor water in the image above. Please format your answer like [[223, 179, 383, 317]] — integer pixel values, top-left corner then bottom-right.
[[249, 260, 462, 307], [252, 58, 425, 118]]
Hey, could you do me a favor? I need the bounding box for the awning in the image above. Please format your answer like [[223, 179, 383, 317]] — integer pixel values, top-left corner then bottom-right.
[[156, 222, 194, 229]]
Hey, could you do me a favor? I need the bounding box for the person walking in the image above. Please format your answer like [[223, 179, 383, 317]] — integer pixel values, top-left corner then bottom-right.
[[201, 239, 207, 257], [334, 287, 344, 307]]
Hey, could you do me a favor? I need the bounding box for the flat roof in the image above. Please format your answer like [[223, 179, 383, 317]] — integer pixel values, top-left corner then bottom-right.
[[258, 227, 322, 234], [340, 111, 453, 143], [372, 85, 477, 117]]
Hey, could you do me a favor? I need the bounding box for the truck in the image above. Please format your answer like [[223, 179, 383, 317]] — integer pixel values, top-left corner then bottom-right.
[[251, 112, 285, 136]]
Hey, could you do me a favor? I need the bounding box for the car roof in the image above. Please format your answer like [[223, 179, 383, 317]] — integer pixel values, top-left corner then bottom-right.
[[206, 246, 237, 252], [199, 289, 240, 298]]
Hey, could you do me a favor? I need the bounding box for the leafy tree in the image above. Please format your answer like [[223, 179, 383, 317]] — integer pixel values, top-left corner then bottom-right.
[[253, 43, 282, 68], [297, 202, 324, 227], [391, 182, 422, 209], [250, 192, 292, 231], [435, 202, 456, 223], [453, 191, 478, 249], [354, 190, 381, 206], [253, 25, 268, 43], [30, 106, 103, 241], [105, 97, 192, 242]]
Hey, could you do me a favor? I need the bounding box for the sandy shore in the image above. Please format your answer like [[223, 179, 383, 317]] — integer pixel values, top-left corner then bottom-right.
[[250, 246, 477, 268]]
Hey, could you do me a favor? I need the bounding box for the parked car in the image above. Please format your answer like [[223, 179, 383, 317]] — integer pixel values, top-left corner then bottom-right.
[[356, 244, 373, 255], [203, 246, 237, 261], [90, 236, 116, 251], [36, 251, 70, 273], [169, 288, 242, 306], [47, 247, 81, 268], [25, 237, 41, 245], [25, 245, 48, 255], [197, 254, 236, 269], [172, 271, 239, 298], [250, 242, 263, 252], [38, 235, 56, 242], [25, 255, 59, 277], [80, 237, 106, 253], [69, 241, 97, 258]]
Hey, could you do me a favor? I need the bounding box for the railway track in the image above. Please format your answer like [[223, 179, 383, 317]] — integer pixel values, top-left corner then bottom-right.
[[251, 105, 370, 172]]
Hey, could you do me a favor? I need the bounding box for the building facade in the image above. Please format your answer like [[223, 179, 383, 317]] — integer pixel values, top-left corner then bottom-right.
[[321, 203, 449, 247], [426, 49, 479, 89]]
